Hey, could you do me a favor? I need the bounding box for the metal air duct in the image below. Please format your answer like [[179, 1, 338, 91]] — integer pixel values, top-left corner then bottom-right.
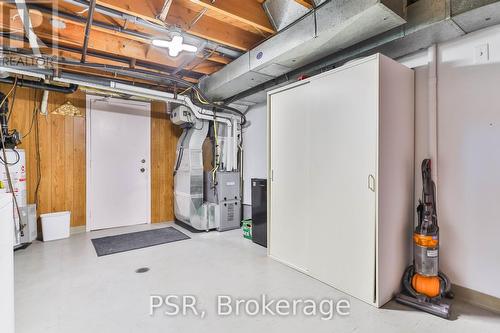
[[224, 0, 500, 105], [199, 0, 407, 100]]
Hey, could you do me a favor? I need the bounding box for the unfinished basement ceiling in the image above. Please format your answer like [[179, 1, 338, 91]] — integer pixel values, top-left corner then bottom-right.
[[2, 0, 317, 86], [200, 0, 407, 101], [4, 0, 500, 106], [204, 0, 500, 106]]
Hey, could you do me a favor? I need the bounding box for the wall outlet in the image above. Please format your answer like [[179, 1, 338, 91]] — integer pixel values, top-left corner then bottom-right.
[[475, 44, 489, 64]]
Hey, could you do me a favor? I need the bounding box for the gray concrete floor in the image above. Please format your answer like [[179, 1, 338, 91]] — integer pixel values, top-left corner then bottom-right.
[[14, 222, 500, 333]]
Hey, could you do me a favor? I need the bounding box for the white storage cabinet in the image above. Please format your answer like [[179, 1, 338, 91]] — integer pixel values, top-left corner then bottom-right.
[[267, 54, 414, 307]]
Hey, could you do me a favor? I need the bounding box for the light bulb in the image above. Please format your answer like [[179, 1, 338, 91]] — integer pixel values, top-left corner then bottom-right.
[[168, 46, 182, 57], [171, 35, 183, 44], [152, 39, 170, 48], [182, 44, 198, 53], [152, 35, 198, 57]]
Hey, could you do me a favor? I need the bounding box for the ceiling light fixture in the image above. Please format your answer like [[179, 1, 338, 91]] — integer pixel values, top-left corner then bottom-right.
[[152, 35, 198, 57]]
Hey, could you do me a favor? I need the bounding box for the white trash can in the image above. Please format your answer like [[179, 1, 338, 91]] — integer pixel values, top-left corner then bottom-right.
[[41, 211, 71, 242]]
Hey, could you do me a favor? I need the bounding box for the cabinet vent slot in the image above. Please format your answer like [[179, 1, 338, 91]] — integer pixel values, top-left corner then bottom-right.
[[227, 204, 235, 221]]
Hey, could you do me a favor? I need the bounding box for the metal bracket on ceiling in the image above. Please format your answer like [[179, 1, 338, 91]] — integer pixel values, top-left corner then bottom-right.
[[81, 0, 97, 63], [188, 0, 217, 30], [157, 0, 174, 22], [122, 13, 138, 24]]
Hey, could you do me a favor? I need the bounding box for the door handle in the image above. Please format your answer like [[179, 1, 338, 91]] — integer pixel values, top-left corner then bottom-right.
[[368, 174, 375, 192], [140, 168, 146, 173], [141, 159, 146, 163]]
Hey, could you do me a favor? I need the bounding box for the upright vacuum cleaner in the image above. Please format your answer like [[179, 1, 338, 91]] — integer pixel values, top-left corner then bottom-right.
[[396, 159, 453, 319]]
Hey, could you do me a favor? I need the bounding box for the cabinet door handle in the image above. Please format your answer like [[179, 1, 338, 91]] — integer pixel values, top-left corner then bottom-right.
[[368, 174, 376, 192]]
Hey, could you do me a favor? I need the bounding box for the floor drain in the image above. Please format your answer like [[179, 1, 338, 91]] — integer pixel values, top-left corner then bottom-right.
[[135, 267, 150, 274]]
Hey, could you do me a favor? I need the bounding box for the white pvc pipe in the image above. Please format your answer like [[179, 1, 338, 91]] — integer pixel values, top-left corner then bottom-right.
[[427, 44, 438, 183], [40, 90, 49, 115], [0, 67, 46, 79], [52, 77, 238, 127], [111, 82, 237, 125], [53, 76, 242, 171], [232, 118, 238, 170], [111, 83, 240, 171], [225, 136, 232, 171], [110, 82, 242, 171]]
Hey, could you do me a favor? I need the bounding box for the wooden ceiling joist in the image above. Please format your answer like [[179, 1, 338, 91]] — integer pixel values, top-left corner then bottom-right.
[[158, 0, 174, 22], [0, 3, 223, 76], [23, 2, 231, 66], [52, 7, 232, 66], [1, 0, 278, 86], [168, 4, 263, 51], [294, 0, 315, 9], [94, 0, 165, 25], [84, 0, 266, 51], [1, 33, 202, 82], [189, 0, 275, 34]]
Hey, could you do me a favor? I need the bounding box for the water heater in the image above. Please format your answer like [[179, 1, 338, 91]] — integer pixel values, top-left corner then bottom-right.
[[1, 149, 27, 207], [1, 149, 27, 245]]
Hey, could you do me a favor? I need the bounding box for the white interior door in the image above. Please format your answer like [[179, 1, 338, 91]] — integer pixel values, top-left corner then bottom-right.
[[87, 96, 151, 231], [306, 60, 378, 304]]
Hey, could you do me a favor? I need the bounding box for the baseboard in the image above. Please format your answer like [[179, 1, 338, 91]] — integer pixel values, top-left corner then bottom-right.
[[70, 226, 86, 235], [453, 284, 500, 314]]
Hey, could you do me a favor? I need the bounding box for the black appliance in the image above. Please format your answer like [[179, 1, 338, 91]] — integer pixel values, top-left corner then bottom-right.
[[251, 178, 267, 247]]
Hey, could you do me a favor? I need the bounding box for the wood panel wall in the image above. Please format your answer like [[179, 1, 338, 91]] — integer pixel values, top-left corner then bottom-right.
[[151, 101, 181, 223], [0, 84, 86, 227], [1, 83, 180, 228]]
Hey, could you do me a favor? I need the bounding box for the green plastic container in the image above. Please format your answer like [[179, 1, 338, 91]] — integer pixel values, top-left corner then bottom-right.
[[242, 219, 252, 240]]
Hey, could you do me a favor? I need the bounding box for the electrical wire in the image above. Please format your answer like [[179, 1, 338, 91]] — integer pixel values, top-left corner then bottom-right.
[[18, 88, 42, 208], [6, 76, 19, 122], [195, 89, 210, 105], [0, 77, 18, 106], [34, 100, 41, 208], [179, 86, 192, 95], [22, 89, 39, 138], [191, 90, 246, 125], [0, 148, 20, 166]]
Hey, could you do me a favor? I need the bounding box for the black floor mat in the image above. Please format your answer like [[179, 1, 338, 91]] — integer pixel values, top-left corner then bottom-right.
[[91, 227, 190, 257]]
